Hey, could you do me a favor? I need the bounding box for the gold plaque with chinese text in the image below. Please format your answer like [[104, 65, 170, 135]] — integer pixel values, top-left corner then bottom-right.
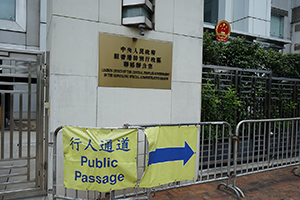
[[98, 33, 172, 89]]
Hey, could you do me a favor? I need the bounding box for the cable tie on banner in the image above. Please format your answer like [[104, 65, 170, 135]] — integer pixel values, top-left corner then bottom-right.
[[151, 189, 156, 197], [123, 124, 129, 129]]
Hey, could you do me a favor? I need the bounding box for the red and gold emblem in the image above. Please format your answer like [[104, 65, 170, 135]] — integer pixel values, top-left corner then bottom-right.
[[215, 20, 231, 42]]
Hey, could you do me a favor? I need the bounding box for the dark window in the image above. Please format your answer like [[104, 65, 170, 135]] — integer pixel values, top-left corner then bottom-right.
[[204, 0, 218, 25], [270, 14, 284, 38]]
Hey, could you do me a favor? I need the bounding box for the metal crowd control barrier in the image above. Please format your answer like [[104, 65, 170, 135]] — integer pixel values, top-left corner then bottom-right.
[[232, 117, 300, 198], [119, 122, 242, 200], [51, 122, 242, 200], [52, 126, 141, 200]]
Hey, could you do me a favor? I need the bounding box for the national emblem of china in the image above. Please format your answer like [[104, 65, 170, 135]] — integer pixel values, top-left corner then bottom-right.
[[215, 20, 231, 42]]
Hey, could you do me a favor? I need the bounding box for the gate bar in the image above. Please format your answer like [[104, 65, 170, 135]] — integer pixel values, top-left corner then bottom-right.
[[19, 93, 23, 157], [27, 63, 32, 182]]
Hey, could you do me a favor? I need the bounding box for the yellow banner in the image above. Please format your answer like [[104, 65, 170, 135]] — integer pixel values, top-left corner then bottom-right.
[[139, 126, 197, 188], [63, 126, 137, 192]]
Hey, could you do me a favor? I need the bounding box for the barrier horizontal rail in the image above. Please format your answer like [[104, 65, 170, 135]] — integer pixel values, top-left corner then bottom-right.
[[233, 117, 300, 198], [51, 122, 244, 200]]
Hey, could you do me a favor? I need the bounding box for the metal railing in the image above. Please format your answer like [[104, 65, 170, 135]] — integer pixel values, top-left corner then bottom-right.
[[51, 122, 241, 200], [232, 117, 300, 198], [202, 65, 300, 122]]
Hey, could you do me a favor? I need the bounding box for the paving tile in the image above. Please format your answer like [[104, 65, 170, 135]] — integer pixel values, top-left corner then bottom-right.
[[152, 166, 300, 200]]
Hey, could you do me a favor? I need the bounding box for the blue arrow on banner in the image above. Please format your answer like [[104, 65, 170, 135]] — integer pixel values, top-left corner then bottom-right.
[[147, 141, 195, 167]]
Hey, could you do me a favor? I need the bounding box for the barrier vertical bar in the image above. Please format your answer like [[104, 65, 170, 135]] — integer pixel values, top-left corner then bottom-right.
[[145, 132, 150, 200], [298, 121, 300, 162], [53, 126, 62, 200], [214, 125, 218, 179], [233, 132, 237, 188], [246, 123, 250, 173], [262, 122, 266, 169], [272, 121, 276, 167], [194, 125, 200, 182], [221, 125, 224, 177], [286, 121, 289, 165], [282, 121, 286, 165], [241, 123, 245, 173], [226, 124, 231, 187], [290, 120, 294, 164], [251, 123, 255, 171], [200, 125, 204, 182], [296, 120, 299, 162], [136, 128, 140, 198], [207, 125, 211, 180], [277, 121, 281, 166], [267, 122, 271, 169], [257, 122, 261, 166]]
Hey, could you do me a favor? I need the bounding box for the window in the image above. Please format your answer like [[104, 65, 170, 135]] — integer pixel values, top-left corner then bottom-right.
[[0, 0, 26, 32], [270, 7, 287, 39], [270, 14, 283, 38], [204, 0, 218, 25], [0, 0, 16, 21], [123, 5, 152, 20], [122, 0, 154, 30], [292, 6, 300, 23]]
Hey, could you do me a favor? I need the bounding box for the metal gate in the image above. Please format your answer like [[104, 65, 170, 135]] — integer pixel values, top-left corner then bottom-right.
[[0, 48, 48, 199]]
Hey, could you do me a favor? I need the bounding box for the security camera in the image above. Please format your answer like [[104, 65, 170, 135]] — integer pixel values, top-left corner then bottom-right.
[[138, 24, 145, 36]]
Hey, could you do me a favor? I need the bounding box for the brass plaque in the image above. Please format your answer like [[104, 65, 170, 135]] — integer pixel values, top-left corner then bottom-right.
[[98, 33, 172, 89]]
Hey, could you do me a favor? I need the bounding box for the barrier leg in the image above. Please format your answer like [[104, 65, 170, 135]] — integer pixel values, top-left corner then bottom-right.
[[111, 190, 115, 200], [291, 166, 300, 176], [291, 166, 300, 172], [110, 189, 150, 200], [218, 182, 243, 200], [147, 188, 150, 199], [233, 185, 245, 198]]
